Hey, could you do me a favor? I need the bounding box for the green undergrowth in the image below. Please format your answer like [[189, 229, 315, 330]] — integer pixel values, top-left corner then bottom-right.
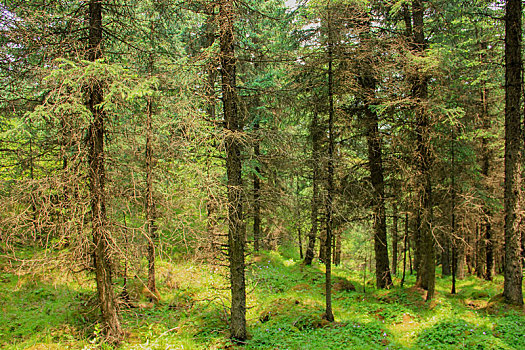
[[0, 249, 524, 349]]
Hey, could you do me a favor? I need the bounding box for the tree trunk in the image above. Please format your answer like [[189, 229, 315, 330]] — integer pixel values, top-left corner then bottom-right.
[[451, 244, 457, 294], [401, 212, 408, 287], [334, 227, 342, 266], [456, 239, 466, 279], [145, 21, 158, 303], [466, 232, 473, 275], [503, 0, 524, 305], [324, 8, 335, 321], [448, 127, 458, 285], [475, 224, 485, 278], [358, 12, 393, 290], [478, 38, 494, 281], [205, 11, 218, 242], [484, 211, 494, 280], [145, 95, 157, 302], [408, 229, 413, 275], [253, 121, 261, 252], [219, 0, 248, 340], [413, 213, 421, 276], [298, 227, 303, 259], [319, 223, 327, 263], [87, 0, 122, 342], [441, 232, 451, 276], [366, 103, 393, 289], [304, 112, 320, 265], [295, 176, 304, 259], [392, 203, 399, 275], [411, 0, 435, 301]]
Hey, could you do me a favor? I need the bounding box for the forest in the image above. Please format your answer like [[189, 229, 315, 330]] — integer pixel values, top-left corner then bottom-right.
[[0, 0, 524, 349]]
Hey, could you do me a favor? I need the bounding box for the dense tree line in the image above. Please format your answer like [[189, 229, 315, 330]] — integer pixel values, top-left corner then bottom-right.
[[0, 0, 523, 343]]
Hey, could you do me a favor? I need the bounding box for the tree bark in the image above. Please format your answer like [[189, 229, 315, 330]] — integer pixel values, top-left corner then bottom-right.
[[324, 6, 335, 321], [451, 244, 457, 294], [503, 0, 524, 305], [319, 221, 327, 263], [441, 232, 451, 276], [366, 98, 393, 289], [477, 37, 494, 281], [145, 95, 157, 302], [145, 21, 158, 303], [456, 239, 466, 279], [87, 0, 123, 342], [411, 0, 435, 301], [205, 11, 219, 242], [334, 227, 342, 266], [401, 212, 409, 287], [304, 112, 321, 265], [392, 203, 398, 275], [475, 224, 485, 278], [448, 127, 458, 285], [253, 121, 261, 252], [357, 11, 393, 290], [219, 0, 248, 340]]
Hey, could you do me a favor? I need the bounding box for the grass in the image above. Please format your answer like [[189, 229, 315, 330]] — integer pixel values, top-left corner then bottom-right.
[[0, 248, 524, 349]]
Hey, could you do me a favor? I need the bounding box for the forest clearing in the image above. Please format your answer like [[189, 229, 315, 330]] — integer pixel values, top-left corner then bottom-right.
[[1, 0, 525, 348]]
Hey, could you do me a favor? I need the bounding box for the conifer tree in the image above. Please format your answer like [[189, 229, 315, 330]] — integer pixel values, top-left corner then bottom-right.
[[503, 0, 523, 306]]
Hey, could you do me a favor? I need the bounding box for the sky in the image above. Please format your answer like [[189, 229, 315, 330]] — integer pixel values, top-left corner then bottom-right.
[[285, 0, 299, 9]]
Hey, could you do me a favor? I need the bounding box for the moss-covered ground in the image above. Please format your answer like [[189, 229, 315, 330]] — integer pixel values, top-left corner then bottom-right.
[[1, 248, 524, 349]]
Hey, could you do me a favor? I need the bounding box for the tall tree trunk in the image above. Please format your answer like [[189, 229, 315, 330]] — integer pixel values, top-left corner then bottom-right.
[[466, 232, 473, 275], [29, 134, 38, 238], [145, 96, 157, 302], [441, 231, 451, 276], [456, 240, 466, 279], [503, 0, 524, 305], [451, 131, 457, 296], [205, 11, 218, 242], [366, 100, 393, 289], [392, 203, 399, 275], [411, 0, 435, 301], [401, 212, 409, 287], [295, 176, 303, 259], [359, 12, 393, 290], [360, 66, 393, 289], [334, 227, 342, 266], [87, 0, 122, 342], [304, 112, 320, 265], [477, 38, 494, 281], [319, 221, 327, 263], [219, 0, 247, 340], [475, 224, 485, 278], [145, 21, 158, 303], [253, 121, 261, 252], [451, 244, 457, 294], [413, 213, 421, 276], [298, 227, 303, 259], [408, 229, 413, 275], [484, 207, 494, 280], [324, 6, 335, 321]]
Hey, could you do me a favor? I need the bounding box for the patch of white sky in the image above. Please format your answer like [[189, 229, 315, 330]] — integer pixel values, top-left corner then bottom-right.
[[0, 5, 19, 31], [285, 0, 300, 10]]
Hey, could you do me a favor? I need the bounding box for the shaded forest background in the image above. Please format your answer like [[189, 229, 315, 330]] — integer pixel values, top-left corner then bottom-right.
[[0, 0, 524, 347]]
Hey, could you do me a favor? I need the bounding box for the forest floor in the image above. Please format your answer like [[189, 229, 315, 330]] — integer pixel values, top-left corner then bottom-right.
[[0, 247, 524, 349]]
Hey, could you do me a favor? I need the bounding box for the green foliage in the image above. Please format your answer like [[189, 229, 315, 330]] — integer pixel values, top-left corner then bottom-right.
[[0, 266, 91, 348], [249, 321, 400, 350], [1, 250, 524, 349], [494, 314, 525, 349], [0, 0, 522, 348], [416, 319, 509, 350]]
